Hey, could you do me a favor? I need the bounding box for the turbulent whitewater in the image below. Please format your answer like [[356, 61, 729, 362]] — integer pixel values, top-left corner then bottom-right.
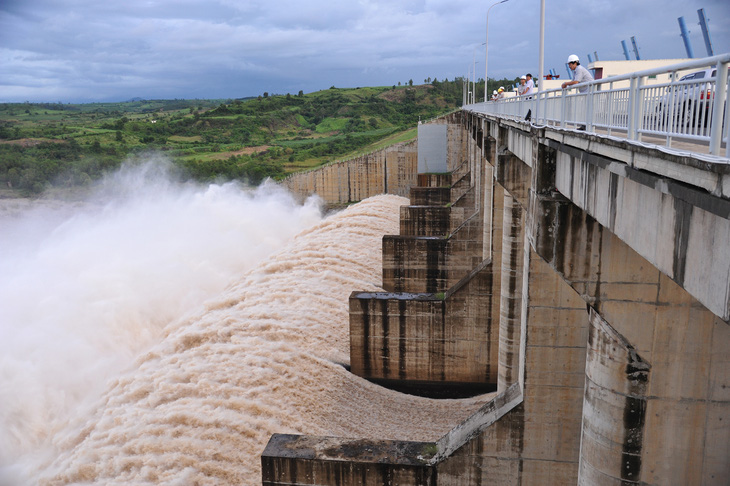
[[1, 162, 489, 485]]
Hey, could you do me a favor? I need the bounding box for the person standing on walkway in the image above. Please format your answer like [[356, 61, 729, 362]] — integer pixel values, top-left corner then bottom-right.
[[525, 73, 535, 97], [518, 75, 528, 96], [562, 55, 593, 130], [561, 55, 593, 93]]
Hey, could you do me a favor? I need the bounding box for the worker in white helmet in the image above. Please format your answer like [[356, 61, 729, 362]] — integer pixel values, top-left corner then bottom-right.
[[518, 75, 528, 96], [561, 54, 593, 93]]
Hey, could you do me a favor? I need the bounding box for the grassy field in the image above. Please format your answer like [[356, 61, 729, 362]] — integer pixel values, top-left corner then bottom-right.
[[0, 82, 465, 194]]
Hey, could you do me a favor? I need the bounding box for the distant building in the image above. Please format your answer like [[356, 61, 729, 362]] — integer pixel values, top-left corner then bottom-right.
[[539, 58, 693, 91]]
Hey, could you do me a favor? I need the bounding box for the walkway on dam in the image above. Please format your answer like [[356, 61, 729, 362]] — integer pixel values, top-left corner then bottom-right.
[[468, 53, 730, 162]]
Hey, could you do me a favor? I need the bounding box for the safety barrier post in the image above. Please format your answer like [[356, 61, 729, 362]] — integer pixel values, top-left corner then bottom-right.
[[710, 60, 728, 156], [634, 75, 646, 142], [586, 85, 595, 132], [627, 76, 639, 140]]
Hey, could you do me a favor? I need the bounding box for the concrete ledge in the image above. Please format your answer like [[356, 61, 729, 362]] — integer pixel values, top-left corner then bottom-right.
[[435, 382, 523, 462], [262, 434, 437, 486], [261, 383, 524, 485], [543, 129, 730, 198], [548, 138, 730, 218]]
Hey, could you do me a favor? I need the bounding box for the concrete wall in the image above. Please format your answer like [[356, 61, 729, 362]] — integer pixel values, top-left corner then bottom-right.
[[263, 110, 730, 485], [282, 141, 418, 206], [282, 114, 468, 208]]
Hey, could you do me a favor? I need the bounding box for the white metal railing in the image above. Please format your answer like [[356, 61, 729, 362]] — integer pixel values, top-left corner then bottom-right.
[[465, 53, 730, 159]]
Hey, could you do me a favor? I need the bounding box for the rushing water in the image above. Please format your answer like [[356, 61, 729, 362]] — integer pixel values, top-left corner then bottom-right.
[[1, 160, 489, 485]]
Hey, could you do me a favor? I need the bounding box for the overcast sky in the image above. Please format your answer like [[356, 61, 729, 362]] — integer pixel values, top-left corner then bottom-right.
[[1, 0, 728, 103]]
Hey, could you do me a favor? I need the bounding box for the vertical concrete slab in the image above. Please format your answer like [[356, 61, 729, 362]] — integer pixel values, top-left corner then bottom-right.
[[683, 204, 730, 323], [554, 141, 730, 322], [418, 123, 448, 173], [578, 309, 651, 485], [518, 250, 588, 470], [482, 139, 496, 261], [498, 193, 525, 392]]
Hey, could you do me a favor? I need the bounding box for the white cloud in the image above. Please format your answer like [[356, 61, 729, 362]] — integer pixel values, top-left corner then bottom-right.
[[0, 0, 728, 102]]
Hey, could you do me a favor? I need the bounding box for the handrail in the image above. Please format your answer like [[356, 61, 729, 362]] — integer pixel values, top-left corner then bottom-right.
[[583, 53, 730, 84], [466, 53, 730, 159]]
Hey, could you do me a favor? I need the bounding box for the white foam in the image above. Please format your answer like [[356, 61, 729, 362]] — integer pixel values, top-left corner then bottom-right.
[[1, 160, 490, 485], [0, 159, 322, 484]]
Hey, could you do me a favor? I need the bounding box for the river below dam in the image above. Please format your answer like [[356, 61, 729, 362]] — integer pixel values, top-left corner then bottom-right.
[[0, 160, 491, 485]]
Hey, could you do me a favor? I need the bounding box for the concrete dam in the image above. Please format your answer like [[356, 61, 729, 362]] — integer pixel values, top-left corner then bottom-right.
[[267, 108, 730, 484]]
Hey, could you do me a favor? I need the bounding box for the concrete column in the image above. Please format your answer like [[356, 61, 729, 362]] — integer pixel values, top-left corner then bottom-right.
[[498, 193, 524, 392], [578, 308, 651, 485], [482, 133, 496, 261], [437, 247, 588, 484], [482, 163, 494, 261]]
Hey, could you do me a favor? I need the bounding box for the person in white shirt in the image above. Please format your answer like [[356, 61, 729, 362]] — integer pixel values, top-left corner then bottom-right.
[[521, 73, 535, 122], [524, 73, 535, 97], [561, 55, 594, 130], [518, 75, 528, 96], [561, 54, 593, 93]]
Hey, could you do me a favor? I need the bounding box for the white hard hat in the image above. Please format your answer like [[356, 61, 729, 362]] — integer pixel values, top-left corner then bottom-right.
[[520, 75, 526, 80], [567, 54, 580, 63], [493, 90, 497, 94]]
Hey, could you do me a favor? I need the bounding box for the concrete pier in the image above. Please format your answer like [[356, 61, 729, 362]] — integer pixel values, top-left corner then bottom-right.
[[265, 110, 730, 485]]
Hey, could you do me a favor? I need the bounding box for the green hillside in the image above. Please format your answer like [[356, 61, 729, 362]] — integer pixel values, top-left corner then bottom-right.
[[0, 80, 467, 195]]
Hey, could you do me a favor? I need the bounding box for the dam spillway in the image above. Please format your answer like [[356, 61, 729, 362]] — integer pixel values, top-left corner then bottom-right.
[[265, 109, 730, 484]]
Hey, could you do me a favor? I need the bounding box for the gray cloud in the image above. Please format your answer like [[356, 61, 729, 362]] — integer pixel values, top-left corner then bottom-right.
[[0, 0, 728, 102]]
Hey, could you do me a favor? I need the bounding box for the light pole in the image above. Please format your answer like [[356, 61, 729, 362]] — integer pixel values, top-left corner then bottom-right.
[[537, 0, 545, 121], [484, 0, 510, 102], [472, 43, 484, 103], [472, 48, 477, 104], [471, 42, 484, 103]]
